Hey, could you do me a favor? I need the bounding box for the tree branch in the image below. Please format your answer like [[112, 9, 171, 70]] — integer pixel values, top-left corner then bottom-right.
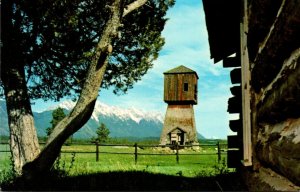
[[123, 0, 148, 17], [23, 0, 124, 176]]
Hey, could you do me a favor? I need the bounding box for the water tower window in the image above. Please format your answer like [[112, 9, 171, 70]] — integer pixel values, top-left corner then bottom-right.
[[184, 83, 189, 92]]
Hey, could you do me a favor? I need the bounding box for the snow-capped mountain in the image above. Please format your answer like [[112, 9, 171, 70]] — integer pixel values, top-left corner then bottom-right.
[[0, 99, 164, 139], [0, 100, 205, 140], [46, 100, 164, 124], [46, 100, 76, 111]]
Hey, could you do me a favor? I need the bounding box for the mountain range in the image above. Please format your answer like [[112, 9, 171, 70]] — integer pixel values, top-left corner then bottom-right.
[[0, 99, 205, 140]]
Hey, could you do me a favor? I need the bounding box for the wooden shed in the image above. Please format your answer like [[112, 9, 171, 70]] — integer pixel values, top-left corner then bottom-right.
[[168, 127, 186, 145]]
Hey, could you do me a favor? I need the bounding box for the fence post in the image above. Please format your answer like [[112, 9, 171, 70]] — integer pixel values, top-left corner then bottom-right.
[[176, 143, 179, 164], [217, 141, 221, 163], [96, 142, 99, 162], [134, 143, 138, 164]]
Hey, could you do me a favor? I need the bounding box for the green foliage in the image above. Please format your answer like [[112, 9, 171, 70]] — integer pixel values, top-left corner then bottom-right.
[[46, 107, 73, 145], [92, 123, 110, 143], [199, 139, 227, 145], [51, 152, 76, 178], [104, 0, 174, 94], [0, 168, 16, 186], [1, 0, 175, 100], [108, 137, 160, 145], [46, 107, 66, 136], [0, 136, 9, 143], [0, 153, 16, 185]]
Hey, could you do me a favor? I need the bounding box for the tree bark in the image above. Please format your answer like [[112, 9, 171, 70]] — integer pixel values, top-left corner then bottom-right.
[[23, 0, 125, 176], [1, 0, 40, 174], [2, 0, 148, 177], [123, 0, 148, 17], [256, 118, 300, 186], [2, 67, 41, 174]]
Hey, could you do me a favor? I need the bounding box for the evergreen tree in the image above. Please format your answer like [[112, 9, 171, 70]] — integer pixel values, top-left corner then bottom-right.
[[93, 123, 110, 143], [46, 107, 66, 136], [1, 0, 174, 175]]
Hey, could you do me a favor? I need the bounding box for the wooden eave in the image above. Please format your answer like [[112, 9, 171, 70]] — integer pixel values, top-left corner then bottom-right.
[[202, 0, 240, 63], [168, 127, 187, 134], [164, 65, 199, 79]]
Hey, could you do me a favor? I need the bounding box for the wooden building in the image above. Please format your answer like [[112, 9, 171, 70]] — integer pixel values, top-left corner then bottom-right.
[[203, 0, 300, 190], [160, 65, 198, 146], [164, 65, 198, 104]]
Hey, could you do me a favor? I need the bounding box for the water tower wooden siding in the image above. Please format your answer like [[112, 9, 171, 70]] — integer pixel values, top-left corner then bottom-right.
[[160, 65, 199, 145]]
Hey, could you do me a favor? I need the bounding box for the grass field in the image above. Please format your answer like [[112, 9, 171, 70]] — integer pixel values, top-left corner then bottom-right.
[[61, 144, 228, 177], [0, 143, 247, 191], [1, 143, 228, 177]]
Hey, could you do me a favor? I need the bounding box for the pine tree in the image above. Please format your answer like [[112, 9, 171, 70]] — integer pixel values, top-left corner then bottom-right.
[[94, 123, 110, 143], [46, 107, 66, 136], [1, 0, 174, 175]]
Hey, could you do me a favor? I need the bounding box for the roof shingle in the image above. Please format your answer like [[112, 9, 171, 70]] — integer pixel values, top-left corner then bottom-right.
[[164, 65, 198, 78]]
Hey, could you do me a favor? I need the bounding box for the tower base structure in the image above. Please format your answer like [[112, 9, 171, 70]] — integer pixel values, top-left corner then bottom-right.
[[160, 104, 198, 145]]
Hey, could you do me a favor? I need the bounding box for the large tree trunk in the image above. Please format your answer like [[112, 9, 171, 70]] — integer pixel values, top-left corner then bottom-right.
[[2, 0, 148, 177], [2, 67, 40, 174], [1, 0, 40, 174], [22, 0, 124, 177], [1, 66, 41, 174]]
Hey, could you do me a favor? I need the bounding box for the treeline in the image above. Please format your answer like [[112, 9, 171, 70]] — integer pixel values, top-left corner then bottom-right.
[[0, 136, 9, 143], [0, 135, 227, 145], [201, 139, 227, 145], [107, 137, 160, 145]]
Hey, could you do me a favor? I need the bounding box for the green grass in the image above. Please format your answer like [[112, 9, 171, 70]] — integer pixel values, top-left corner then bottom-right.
[[0, 144, 14, 184], [1, 145, 227, 177], [0, 143, 247, 191], [1, 144, 229, 177]]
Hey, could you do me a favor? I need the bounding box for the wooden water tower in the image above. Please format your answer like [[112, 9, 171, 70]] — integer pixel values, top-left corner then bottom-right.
[[160, 65, 199, 145]]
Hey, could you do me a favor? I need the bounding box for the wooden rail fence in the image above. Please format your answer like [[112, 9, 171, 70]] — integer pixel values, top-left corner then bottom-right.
[[0, 142, 227, 164]]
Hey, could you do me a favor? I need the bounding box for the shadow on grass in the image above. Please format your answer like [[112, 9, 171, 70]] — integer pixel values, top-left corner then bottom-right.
[[1, 171, 247, 191]]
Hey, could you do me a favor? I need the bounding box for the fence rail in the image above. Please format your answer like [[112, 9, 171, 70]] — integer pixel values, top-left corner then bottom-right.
[[0, 141, 227, 164]]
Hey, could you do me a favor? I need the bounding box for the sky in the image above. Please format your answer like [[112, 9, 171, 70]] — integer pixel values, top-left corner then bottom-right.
[[32, 0, 237, 139]]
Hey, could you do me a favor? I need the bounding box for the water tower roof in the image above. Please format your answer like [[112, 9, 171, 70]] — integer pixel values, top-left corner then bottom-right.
[[164, 65, 198, 78]]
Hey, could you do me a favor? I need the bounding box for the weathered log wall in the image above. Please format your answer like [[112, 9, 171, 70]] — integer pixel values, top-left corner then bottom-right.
[[256, 119, 300, 186], [250, 0, 300, 92], [256, 49, 300, 123], [248, 0, 300, 188], [202, 0, 300, 189]]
